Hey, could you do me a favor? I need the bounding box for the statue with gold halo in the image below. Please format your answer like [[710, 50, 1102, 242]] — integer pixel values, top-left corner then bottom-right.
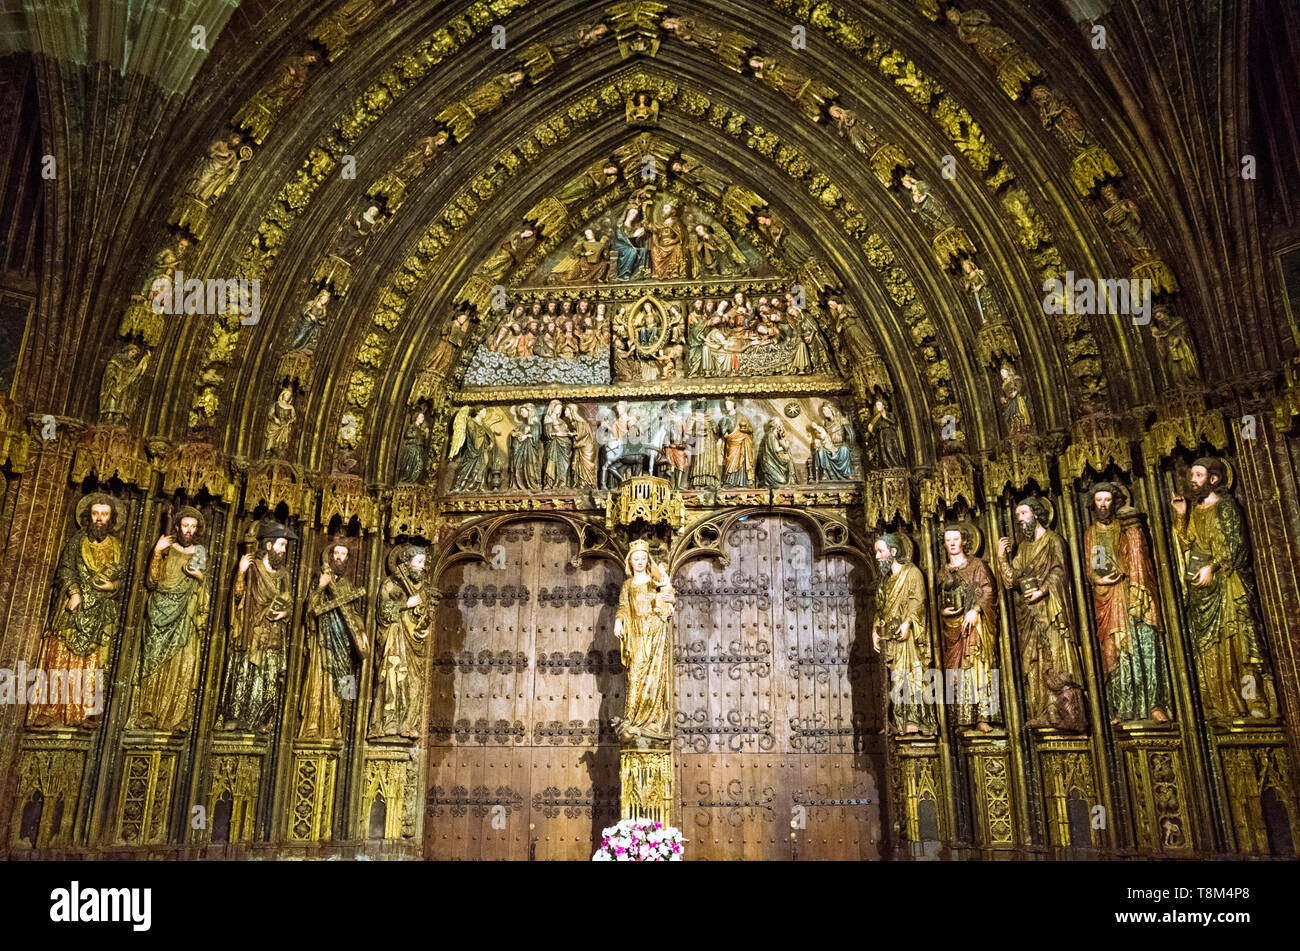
[[1171, 457, 1276, 721], [612, 540, 675, 748]]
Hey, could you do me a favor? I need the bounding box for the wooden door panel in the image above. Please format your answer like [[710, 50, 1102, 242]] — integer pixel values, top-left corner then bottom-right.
[[427, 518, 621, 860], [673, 515, 882, 860], [427, 513, 883, 861]]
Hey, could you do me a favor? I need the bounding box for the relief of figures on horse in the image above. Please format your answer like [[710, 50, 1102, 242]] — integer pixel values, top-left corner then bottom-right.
[[440, 397, 869, 501]]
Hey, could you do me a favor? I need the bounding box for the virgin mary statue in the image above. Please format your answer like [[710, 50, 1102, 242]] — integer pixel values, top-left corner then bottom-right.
[[612, 540, 675, 748]]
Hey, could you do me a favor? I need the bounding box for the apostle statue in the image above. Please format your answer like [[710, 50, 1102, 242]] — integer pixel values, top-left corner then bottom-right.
[[872, 533, 936, 735], [369, 544, 432, 741], [508, 404, 543, 491], [1084, 484, 1172, 724], [26, 494, 126, 729], [937, 522, 1000, 731], [757, 417, 794, 487], [719, 397, 755, 487], [298, 539, 368, 740], [217, 519, 295, 733], [264, 386, 297, 457], [612, 540, 675, 748], [997, 496, 1086, 731], [449, 405, 492, 493], [1171, 457, 1276, 720], [99, 342, 150, 424], [130, 507, 210, 732]]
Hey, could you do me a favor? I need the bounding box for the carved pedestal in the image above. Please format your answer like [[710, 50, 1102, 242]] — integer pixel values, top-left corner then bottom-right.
[[114, 732, 184, 847], [961, 731, 1016, 851], [9, 737, 87, 852], [359, 748, 420, 842], [204, 737, 264, 846], [1116, 725, 1195, 855], [286, 742, 340, 842], [1211, 726, 1299, 856], [619, 749, 674, 826], [1034, 731, 1104, 852], [889, 735, 947, 858]]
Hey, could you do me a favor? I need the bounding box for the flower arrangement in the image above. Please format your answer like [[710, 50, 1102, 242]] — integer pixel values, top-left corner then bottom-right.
[[591, 819, 686, 861]]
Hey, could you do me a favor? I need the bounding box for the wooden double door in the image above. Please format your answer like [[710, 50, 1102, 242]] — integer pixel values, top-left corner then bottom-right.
[[424, 514, 884, 860]]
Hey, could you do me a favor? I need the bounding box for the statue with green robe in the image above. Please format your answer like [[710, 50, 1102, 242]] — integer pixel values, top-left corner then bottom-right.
[[298, 539, 368, 740], [131, 507, 210, 732], [1171, 457, 1276, 721], [1084, 484, 1172, 725], [217, 520, 295, 733]]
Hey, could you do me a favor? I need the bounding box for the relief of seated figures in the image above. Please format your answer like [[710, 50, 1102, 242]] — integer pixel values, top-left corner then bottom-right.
[[462, 296, 610, 387]]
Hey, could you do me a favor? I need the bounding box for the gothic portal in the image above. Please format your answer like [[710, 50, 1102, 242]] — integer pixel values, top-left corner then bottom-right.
[[0, 0, 1299, 864]]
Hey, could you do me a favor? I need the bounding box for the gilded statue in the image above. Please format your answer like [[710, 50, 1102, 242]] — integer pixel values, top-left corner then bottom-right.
[[999, 362, 1033, 437], [1084, 484, 1171, 724], [945, 8, 1041, 98], [449, 406, 493, 492], [288, 290, 330, 353], [508, 405, 543, 491], [395, 410, 430, 484], [757, 417, 794, 487], [997, 497, 1086, 731], [298, 539, 368, 740], [264, 387, 297, 457], [130, 507, 210, 733], [217, 520, 295, 733], [719, 396, 755, 487], [938, 522, 1000, 731], [99, 342, 150, 424], [369, 544, 431, 741], [1171, 458, 1276, 721], [872, 533, 936, 735], [27, 494, 126, 729], [1151, 304, 1200, 387], [865, 396, 905, 469], [612, 540, 675, 748]]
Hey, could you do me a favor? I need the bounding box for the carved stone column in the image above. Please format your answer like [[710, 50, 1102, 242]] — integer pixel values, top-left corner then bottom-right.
[[0, 415, 82, 854]]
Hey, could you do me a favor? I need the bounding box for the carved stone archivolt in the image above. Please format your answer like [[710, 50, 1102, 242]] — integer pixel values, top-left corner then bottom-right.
[[4, 0, 1298, 865]]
